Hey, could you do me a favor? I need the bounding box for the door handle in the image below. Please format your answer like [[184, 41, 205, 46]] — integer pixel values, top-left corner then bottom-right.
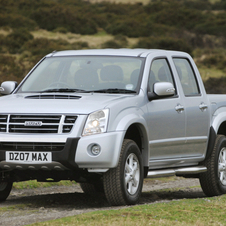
[[175, 104, 184, 113], [199, 102, 208, 112]]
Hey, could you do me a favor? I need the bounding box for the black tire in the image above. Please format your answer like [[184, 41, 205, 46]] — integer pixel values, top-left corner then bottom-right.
[[0, 182, 13, 201], [103, 139, 143, 206], [80, 181, 104, 194], [199, 135, 226, 196]]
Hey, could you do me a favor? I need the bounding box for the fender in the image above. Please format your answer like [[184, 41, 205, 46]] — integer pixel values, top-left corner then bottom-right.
[[114, 112, 150, 167], [206, 107, 226, 159], [115, 112, 148, 132], [211, 107, 226, 133]]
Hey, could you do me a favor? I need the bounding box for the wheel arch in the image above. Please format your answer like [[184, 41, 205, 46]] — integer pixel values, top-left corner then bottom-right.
[[205, 126, 217, 160], [124, 123, 149, 168], [113, 112, 149, 171], [212, 109, 226, 136], [207, 110, 226, 159]]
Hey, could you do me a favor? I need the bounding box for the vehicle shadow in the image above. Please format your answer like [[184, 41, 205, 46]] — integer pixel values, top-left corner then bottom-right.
[[5, 192, 110, 209], [140, 188, 205, 204]]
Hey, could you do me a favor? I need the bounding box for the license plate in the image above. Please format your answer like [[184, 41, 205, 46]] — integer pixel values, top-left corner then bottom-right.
[[6, 151, 52, 164]]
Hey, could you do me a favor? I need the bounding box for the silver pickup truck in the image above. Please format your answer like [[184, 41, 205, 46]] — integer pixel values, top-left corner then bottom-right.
[[0, 49, 226, 206]]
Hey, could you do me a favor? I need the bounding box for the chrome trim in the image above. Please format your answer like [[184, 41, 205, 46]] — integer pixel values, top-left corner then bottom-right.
[[147, 166, 207, 178], [0, 114, 77, 134]]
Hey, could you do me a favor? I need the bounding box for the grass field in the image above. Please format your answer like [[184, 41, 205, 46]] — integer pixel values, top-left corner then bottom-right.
[[30, 194, 226, 226], [10, 178, 225, 226], [13, 180, 76, 189]]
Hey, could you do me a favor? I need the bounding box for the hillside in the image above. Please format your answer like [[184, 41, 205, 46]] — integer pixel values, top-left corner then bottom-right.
[[0, 0, 226, 93]]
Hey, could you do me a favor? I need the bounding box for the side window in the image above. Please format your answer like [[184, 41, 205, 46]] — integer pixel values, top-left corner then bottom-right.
[[173, 58, 200, 96], [149, 58, 176, 93]]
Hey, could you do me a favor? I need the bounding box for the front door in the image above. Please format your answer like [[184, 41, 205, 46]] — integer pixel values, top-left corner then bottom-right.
[[147, 58, 186, 165]]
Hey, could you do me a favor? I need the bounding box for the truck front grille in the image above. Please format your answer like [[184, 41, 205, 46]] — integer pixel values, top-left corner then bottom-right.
[[0, 142, 64, 151], [0, 114, 77, 134]]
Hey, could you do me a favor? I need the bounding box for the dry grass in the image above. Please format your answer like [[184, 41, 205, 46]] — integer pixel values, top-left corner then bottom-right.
[[84, 0, 150, 5], [31, 30, 112, 48], [31, 29, 138, 48], [198, 67, 225, 81], [85, 0, 221, 5]]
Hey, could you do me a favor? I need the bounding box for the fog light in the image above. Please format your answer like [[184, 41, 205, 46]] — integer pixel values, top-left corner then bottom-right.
[[91, 144, 101, 156]]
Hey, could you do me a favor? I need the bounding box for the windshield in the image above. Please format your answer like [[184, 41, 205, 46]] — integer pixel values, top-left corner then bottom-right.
[[17, 56, 144, 94]]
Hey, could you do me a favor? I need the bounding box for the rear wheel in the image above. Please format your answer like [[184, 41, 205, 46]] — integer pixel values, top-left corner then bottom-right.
[[0, 182, 13, 201], [103, 139, 143, 206], [199, 135, 226, 196]]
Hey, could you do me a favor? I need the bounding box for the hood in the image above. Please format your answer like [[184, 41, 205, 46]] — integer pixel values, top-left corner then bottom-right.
[[0, 93, 134, 114]]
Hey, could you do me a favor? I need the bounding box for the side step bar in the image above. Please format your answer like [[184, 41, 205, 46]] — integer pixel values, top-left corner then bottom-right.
[[147, 166, 207, 178]]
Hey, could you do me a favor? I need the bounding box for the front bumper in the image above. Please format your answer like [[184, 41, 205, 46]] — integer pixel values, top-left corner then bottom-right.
[[75, 131, 124, 169], [0, 138, 80, 171], [0, 131, 124, 171]]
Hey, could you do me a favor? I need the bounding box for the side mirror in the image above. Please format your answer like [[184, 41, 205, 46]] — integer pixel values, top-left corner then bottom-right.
[[0, 81, 18, 95], [148, 82, 175, 101]]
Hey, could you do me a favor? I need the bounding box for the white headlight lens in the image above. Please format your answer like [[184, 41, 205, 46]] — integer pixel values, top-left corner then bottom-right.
[[82, 109, 109, 136]]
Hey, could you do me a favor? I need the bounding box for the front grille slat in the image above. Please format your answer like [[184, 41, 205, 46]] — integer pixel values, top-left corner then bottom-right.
[[10, 115, 61, 123], [0, 142, 65, 151], [0, 115, 7, 122], [0, 124, 7, 132], [10, 117, 60, 121], [0, 114, 77, 134]]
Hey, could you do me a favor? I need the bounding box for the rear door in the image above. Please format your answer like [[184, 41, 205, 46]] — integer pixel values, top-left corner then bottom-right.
[[173, 57, 210, 156]]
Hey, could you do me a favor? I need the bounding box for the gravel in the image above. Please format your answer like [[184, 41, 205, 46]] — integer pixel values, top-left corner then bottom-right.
[[0, 177, 205, 226]]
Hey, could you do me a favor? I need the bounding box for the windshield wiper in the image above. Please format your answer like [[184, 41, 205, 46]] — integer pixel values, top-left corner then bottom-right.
[[40, 88, 85, 93], [88, 89, 137, 94]]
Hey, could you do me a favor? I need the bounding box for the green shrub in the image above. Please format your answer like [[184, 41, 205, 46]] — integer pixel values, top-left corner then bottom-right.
[[114, 35, 128, 46], [0, 14, 36, 30], [70, 41, 89, 50], [183, 0, 212, 10], [0, 35, 7, 53], [0, 54, 25, 84], [21, 38, 89, 65], [150, 1, 205, 31], [53, 27, 68, 34], [5, 29, 34, 54], [135, 36, 192, 54], [212, 0, 226, 10], [105, 18, 152, 37], [101, 35, 128, 48], [204, 77, 226, 94], [0, 0, 225, 39], [21, 38, 69, 56], [30, 5, 97, 34], [101, 40, 122, 48], [200, 53, 226, 70]]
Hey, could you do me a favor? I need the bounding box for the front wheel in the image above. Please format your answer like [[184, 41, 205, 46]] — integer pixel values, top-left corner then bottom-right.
[[199, 135, 226, 196], [103, 139, 143, 206], [0, 182, 13, 201]]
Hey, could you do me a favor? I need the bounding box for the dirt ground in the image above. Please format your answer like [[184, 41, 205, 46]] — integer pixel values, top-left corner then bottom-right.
[[0, 177, 205, 226]]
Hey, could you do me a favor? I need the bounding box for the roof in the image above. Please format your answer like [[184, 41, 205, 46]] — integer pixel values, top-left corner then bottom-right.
[[48, 49, 175, 58]]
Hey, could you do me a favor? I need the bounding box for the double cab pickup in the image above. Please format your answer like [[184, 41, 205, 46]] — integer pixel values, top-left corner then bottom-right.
[[0, 49, 226, 206]]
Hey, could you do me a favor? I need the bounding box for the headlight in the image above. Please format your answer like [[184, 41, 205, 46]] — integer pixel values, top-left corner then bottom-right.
[[82, 109, 109, 136]]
